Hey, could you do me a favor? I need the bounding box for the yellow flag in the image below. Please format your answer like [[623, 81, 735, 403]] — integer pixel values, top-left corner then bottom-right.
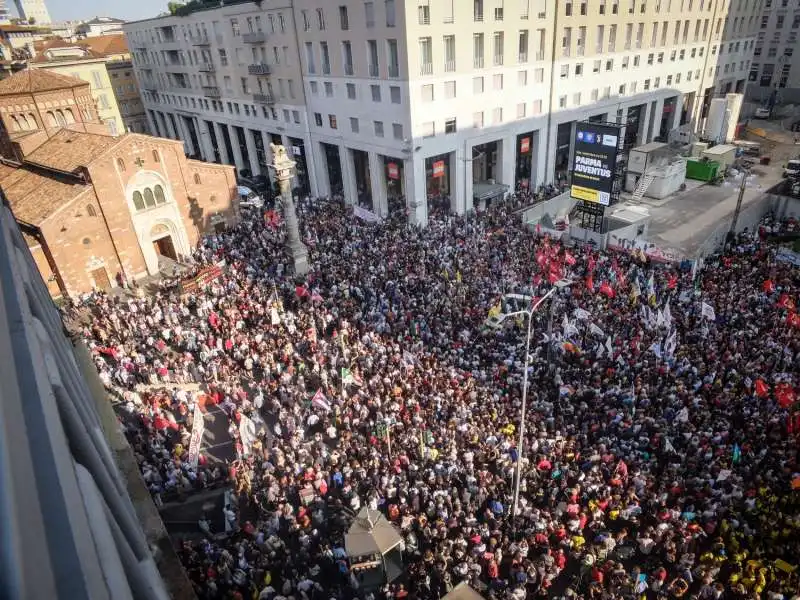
[[456, 270, 462, 283], [488, 303, 501, 319]]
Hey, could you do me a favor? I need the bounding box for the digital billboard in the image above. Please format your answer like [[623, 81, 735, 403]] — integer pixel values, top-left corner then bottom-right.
[[570, 123, 621, 206]]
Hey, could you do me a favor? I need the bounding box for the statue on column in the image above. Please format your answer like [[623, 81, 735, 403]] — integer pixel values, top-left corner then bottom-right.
[[269, 143, 309, 275]]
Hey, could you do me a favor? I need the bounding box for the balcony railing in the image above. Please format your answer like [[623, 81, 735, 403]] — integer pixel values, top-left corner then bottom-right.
[[535, 51, 545, 60], [444, 59, 455, 71], [344, 63, 354, 75], [369, 63, 379, 77], [202, 85, 221, 97], [242, 31, 267, 43], [474, 56, 484, 68], [577, 46, 585, 56], [388, 64, 399, 77], [198, 62, 215, 72], [253, 92, 276, 104], [420, 62, 433, 75], [518, 52, 528, 62], [191, 32, 210, 45], [248, 63, 271, 75], [493, 55, 504, 66], [474, 13, 484, 21]]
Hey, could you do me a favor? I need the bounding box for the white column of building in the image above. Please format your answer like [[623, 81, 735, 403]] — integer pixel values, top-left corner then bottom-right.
[[213, 122, 231, 165], [651, 97, 665, 141], [452, 150, 467, 215], [163, 112, 177, 139], [339, 145, 358, 205], [303, 133, 320, 198], [311, 141, 330, 199], [260, 131, 275, 165], [178, 117, 196, 155], [670, 95, 683, 131], [638, 103, 652, 145], [535, 129, 550, 187], [195, 118, 214, 162], [405, 156, 428, 227], [464, 143, 475, 214], [244, 129, 261, 175], [228, 127, 246, 175], [145, 111, 159, 137], [368, 152, 388, 218], [501, 135, 516, 190]]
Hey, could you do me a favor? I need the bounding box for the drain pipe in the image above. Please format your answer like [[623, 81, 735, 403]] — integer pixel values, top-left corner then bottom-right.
[[543, 0, 561, 186]]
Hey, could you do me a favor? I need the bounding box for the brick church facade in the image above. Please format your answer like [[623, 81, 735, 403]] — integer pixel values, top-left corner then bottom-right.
[[0, 69, 239, 298]]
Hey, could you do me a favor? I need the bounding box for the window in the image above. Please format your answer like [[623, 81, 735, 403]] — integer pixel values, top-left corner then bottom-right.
[[422, 84, 434, 101], [325, 82, 334, 97], [419, 4, 430, 24], [444, 80, 456, 99], [494, 31, 505, 65], [374, 121, 384, 137], [321, 42, 331, 74], [343, 41, 354, 75], [473, 111, 484, 127], [387, 39, 400, 77], [310, 81, 319, 95], [517, 102, 527, 118], [350, 117, 360, 133], [444, 35, 456, 71], [314, 112, 323, 126], [560, 64, 569, 78], [573, 92, 581, 105], [154, 185, 166, 204], [241, 77, 250, 94], [329, 114, 337, 128], [444, 117, 457, 133], [532, 99, 542, 114], [152, 150, 159, 163], [347, 83, 356, 99], [302, 10, 311, 30], [534, 68, 544, 82], [493, 73, 503, 89], [305, 42, 316, 73], [340, 6, 349, 29], [365, 1, 375, 27], [559, 95, 567, 108], [419, 37, 433, 74], [231, 18, 241, 36], [593, 60, 601, 73], [422, 121, 435, 137], [473, 76, 484, 93], [144, 188, 156, 208], [518, 70, 528, 85], [117, 158, 126, 171], [218, 49, 228, 66], [386, 0, 396, 26], [371, 84, 381, 101], [492, 107, 503, 123], [390, 86, 401, 103], [393, 123, 403, 139], [317, 8, 326, 29], [194, 173, 201, 184]]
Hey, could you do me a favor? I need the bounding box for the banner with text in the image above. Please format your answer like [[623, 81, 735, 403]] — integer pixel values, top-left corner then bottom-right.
[[186, 405, 205, 468], [570, 122, 621, 206]]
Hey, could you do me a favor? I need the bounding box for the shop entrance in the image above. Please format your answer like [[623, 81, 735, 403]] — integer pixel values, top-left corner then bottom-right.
[[153, 235, 177, 261]]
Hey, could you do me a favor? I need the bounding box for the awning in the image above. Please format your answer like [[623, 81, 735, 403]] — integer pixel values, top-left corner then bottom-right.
[[237, 185, 254, 197], [472, 181, 509, 201], [345, 507, 402, 557]]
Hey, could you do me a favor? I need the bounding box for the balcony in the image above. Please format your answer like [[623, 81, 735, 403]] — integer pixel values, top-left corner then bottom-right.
[[388, 64, 399, 77], [518, 52, 528, 63], [535, 51, 545, 60], [198, 62, 215, 72], [253, 92, 276, 104], [248, 63, 271, 75], [368, 63, 379, 77], [474, 56, 484, 68], [444, 59, 455, 72], [474, 13, 484, 22], [242, 31, 267, 44], [420, 62, 433, 75], [202, 85, 221, 97], [191, 32, 210, 45], [493, 55, 504, 66]]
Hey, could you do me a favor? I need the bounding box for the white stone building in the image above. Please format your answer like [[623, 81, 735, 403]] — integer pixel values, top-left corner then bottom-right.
[[124, 0, 760, 226]]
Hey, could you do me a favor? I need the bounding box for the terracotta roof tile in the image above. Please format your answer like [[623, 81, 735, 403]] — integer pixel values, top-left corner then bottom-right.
[[23, 128, 118, 173], [0, 162, 90, 226], [33, 34, 129, 60], [0, 68, 88, 95]]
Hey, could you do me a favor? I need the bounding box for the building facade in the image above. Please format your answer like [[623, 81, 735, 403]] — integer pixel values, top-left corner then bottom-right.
[[747, 0, 800, 104], [14, 0, 51, 25], [124, 0, 760, 226], [108, 59, 149, 133], [76, 17, 126, 38]]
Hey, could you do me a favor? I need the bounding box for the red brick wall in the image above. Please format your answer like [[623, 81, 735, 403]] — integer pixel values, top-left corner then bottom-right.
[[40, 189, 126, 296], [28, 242, 61, 298]]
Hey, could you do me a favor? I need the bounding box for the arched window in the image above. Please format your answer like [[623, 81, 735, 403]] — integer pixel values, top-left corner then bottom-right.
[[27, 113, 37, 129], [55, 110, 66, 126], [64, 109, 75, 124], [19, 114, 30, 130], [10, 115, 19, 131], [132, 191, 145, 211], [117, 158, 126, 171], [154, 185, 166, 204], [46, 111, 57, 127], [193, 173, 201, 185], [152, 149, 160, 162], [86, 204, 96, 217], [143, 188, 156, 208]]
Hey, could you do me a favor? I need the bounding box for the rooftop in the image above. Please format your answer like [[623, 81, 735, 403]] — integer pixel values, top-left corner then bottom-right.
[[82, 16, 126, 26], [0, 162, 91, 226], [33, 34, 129, 60], [23, 128, 118, 174], [0, 69, 87, 95]]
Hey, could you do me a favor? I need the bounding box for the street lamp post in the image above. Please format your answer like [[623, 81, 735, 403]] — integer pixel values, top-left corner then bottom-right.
[[502, 280, 572, 518], [269, 143, 309, 276]]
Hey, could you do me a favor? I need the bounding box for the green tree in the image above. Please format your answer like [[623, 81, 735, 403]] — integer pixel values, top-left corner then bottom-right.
[[167, 1, 185, 15]]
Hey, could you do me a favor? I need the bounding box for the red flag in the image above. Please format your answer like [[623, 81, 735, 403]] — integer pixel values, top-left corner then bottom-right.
[[295, 285, 310, 298], [588, 255, 596, 273], [788, 312, 800, 328], [532, 273, 542, 286], [775, 383, 796, 408], [599, 282, 616, 298], [755, 379, 769, 398], [777, 293, 796, 311], [762, 279, 775, 294], [536, 251, 546, 266], [564, 251, 577, 266], [586, 274, 594, 292], [548, 271, 560, 284], [667, 274, 678, 290]]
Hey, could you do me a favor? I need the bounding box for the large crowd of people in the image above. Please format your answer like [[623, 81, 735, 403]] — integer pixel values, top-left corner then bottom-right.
[[73, 198, 800, 600]]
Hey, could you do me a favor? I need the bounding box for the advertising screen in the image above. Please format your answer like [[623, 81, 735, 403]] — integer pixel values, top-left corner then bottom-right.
[[570, 123, 621, 206]]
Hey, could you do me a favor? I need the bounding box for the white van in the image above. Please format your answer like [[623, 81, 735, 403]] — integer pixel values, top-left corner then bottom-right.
[[237, 185, 264, 210]]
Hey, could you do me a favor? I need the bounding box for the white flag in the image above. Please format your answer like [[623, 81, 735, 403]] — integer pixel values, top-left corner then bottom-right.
[[649, 341, 663, 358], [605, 336, 613, 355], [701, 302, 716, 321], [239, 413, 257, 456], [573, 308, 591, 320], [656, 309, 666, 329], [663, 302, 672, 329], [270, 307, 281, 325], [186, 405, 205, 468], [589, 322, 605, 338]]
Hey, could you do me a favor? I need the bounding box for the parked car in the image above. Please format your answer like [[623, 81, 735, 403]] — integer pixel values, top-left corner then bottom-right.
[[753, 107, 771, 119], [783, 159, 800, 179]]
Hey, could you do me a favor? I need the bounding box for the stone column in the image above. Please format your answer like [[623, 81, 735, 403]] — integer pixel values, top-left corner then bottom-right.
[[195, 118, 214, 162], [670, 95, 683, 131], [270, 144, 309, 276], [501, 134, 517, 189], [244, 128, 261, 175], [162, 112, 177, 138], [405, 156, 428, 227], [368, 152, 388, 218], [145, 110, 158, 137], [339, 145, 357, 205], [303, 133, 320, 198], [652, 97, 665, 141], [227, 126, 246, 174], [213, 122, 231, 165], [452, 149, 467, 214], [312, 141, 331, 199], [638, 102, 652, 145]]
